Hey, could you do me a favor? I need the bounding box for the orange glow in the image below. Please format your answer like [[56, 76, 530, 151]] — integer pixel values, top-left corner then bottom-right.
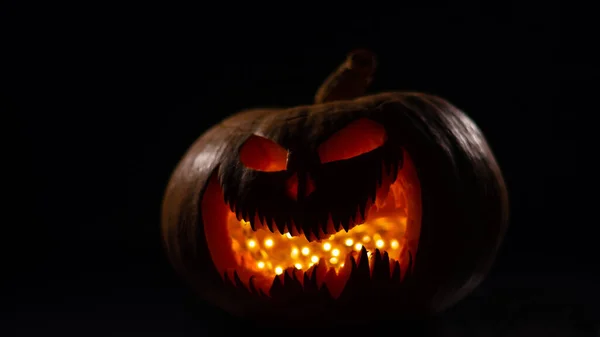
[[239, 135, 288, 172], [227, 207, 407, 279], [203, 149, 422, 297], [317, 118, 387, 164]]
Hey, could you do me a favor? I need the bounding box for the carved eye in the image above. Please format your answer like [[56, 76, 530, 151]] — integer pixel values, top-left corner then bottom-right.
[[239, 135, 288, 172], [318, 118, 387, 164]]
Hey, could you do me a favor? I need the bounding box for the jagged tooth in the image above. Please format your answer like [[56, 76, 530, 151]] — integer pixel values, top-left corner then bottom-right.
[[358, 247, 370, 269], [318, 226, 328, 240], [249, 219, 258, 231], [331, 212, 345, 232], [223, 270, 231, 285], [304, 270, 317, 293], [254, 210, 265, 229], [289, 219, 302, 236], [256, 208, 265, 225], [250, 213, 260, 231], [315, 258, 328, 288], [372, 248, 382, 272], [340, 217, 350, 232], [306, 266, 321, 294], [371, 249, 387, 280], [348, 216, 358, 231], [317, 211, 329, 232], [354, 204, 363, 224], [378, 251, 391, 280], [248, 276, 258, 295], [283, 268, 294, 284], [357, 199, 368, 223], [226, 200, 236, 214], [339, 253, 353, 275], [307, 217, 320, 241], [323, 267, 337, 289], [269, 274, 283, 296], [292, 268, 304, 287], [324, 217, 336, 236], [275, 217, 287, 234], [265, 216, 276, 233], [318, 283, 332, 298], [350, 251, 358, 272], [232, 270, 245, 289], [256, 215, 266, 230], [325, 213, 338, 233], [271, 223, 280, 234], [244, 208, 254, 223], [235, 207, 244, 221], [344, 251, 356, 269], [302, 228, 313, 242], [391, 260, 401, 282], [264, 216, 274, 232]]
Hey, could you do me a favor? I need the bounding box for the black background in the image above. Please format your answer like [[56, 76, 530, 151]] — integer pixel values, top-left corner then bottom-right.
[[5, 3, 598, 336]]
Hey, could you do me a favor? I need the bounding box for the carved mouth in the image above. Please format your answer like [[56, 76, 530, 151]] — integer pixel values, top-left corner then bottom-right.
[[202, 149, 421, 299]]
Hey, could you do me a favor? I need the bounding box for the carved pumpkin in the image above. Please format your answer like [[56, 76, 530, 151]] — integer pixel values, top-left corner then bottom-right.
[[162, 50, 509, 326]]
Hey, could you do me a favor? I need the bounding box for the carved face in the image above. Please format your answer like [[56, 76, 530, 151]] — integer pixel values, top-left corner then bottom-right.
[[163, 93, 508, 325], [204, 113, 422, 297]]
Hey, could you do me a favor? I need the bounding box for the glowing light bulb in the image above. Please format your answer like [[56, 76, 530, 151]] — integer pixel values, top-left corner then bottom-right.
[[247, 240, 256, 248], [362, 235, 371, 243], [345, 238, 354, 246], [329, 257, 339, 264], [264, 238, 274, 248], [301, 247, 310, 256], [323, 243, 332, 251], [376, 239, 384, 248], [391, 240, 399, 249], [257, 261, 265, 269], [354, 243, 363, 251], [291, 247, 299, 257], [331, 249, 340, 257], [294, 263, 303, 270], [340, 263, 345, 267], [275, 266, 283, 275], [285, 233, 293, 238], [311, 255, 319, 263]]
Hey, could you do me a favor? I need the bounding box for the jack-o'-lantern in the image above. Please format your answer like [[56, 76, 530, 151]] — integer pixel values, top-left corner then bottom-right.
[[161, 50, 509, 326]]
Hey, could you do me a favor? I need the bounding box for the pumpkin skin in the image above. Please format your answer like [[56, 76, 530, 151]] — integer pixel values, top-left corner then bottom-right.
[[161, 51, 509, 326]]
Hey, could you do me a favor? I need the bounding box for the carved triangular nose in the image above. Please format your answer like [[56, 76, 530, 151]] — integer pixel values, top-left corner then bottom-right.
[[285, 173, 315, 201]]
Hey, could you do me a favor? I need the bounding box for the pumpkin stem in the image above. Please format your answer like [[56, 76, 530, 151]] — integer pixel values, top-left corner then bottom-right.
[[314, 49, 377, 104]]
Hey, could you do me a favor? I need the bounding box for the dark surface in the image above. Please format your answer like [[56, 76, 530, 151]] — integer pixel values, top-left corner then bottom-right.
[[5, 3, 598, 336]]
